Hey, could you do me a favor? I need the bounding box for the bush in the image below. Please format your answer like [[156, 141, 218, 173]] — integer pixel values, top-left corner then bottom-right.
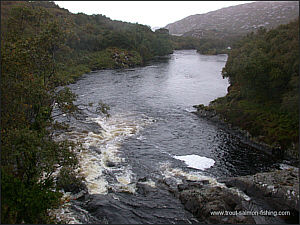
[[1, 169, 62, 224], [56, 167, 86, 194]]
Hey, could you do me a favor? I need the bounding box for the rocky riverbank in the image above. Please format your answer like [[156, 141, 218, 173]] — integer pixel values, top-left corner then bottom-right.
[[61, 167, 299, 224], [173, 167, 299, 224]]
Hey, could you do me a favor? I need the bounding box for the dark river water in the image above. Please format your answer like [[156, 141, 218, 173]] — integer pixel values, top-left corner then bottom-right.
[[55, 50, 280, 223]]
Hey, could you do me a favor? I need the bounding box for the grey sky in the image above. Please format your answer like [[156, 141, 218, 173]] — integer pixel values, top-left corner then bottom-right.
[[54, 1, 254, 28]]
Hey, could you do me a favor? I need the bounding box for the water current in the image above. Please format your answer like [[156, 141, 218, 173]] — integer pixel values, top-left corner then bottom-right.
[[54, 50, 280, 223]]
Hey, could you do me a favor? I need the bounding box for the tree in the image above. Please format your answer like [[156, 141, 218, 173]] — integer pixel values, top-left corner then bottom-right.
[[1, 5, 80, 223]]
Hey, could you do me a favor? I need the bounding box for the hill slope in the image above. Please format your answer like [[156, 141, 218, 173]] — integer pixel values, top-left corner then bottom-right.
[[165, 1, 299, 39]]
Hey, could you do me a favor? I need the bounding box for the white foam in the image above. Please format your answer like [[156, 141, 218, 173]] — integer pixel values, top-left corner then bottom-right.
[[279, 163, 298, 170], [49, 192, 82, 224], [174, 154, 215, 170], [184, 106, 197, 113], [58, 113, 155, 195], [159, 162, 251, 202], [115, 169, 136, 193], [78, 148, 108, 194], [160, 162, 213, 184], [139, 179, 156, 188]]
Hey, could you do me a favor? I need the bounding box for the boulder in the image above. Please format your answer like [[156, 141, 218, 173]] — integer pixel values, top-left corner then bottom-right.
[[175, 169, 299, 223], [178, 184, 256, 224], [218, 168, 299, 215]]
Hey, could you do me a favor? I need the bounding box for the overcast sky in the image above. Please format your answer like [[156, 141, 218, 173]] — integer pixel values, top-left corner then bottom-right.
[[54, 1, 254, 28]]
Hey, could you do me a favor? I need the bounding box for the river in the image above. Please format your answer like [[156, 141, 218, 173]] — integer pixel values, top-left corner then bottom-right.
[[54, 50, 279, 223]]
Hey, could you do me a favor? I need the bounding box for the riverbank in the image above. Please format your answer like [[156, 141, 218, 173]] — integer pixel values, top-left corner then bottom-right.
[[214, 19, 299, 165], [192, 104, 299, 166], [55, 47, 145, 85]]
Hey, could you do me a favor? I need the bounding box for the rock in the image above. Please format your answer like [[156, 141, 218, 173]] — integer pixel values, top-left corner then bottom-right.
[[136, 183, 153, 196], [177, 183, 190, 192], [174, 169, 299, 224], [105, 161, 116, 167], [178, 180, 204, 192], [57, 178, 87, 194], [218, 168, 299, 223], [178, 185, 256, 224], [218, 168, 299, 212], [138, 177, 147, 182], [200, 180, 210, 185]]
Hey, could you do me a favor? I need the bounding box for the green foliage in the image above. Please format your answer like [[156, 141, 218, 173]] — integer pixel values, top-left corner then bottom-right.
[[1, 128, 78, 223], [196, 37, 240, 55], [211, 18, 299, 156], [2, 169, 62, 224], [171, 36, 200, 50], [56, 167, 85, 193], [1, 3, 80, 223], [54, 87, 79, 117], [88, 47, 143, 70], [2, 2, 169, 221]]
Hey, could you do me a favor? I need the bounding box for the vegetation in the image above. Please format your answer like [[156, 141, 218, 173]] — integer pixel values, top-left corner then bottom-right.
[[1, 3, 80, 223], [196, 37, 233, 55], [0, 1, 175, 223], [207, 19, 299, 158]]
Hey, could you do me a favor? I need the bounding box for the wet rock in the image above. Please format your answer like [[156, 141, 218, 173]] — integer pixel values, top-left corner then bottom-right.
[[163, 178, 179, 194], [136, 183, 154, 196], [85, 191, 197, 224], [218, 168, 299, 216], [175, 169, 299, 224], [200, 180, 210, 185], [74, 120, 102, 135], [178, 185, 256, 224], [58, 179, 87, 195], [138, 177, 147, 182], [105, 161, 116, 167], [73, 189, 89, 202], [177, 183, 190, 192], [178, 180, 204, 192]]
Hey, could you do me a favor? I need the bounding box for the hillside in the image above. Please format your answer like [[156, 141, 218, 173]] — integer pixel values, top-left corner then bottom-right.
[[165, 1, 299, 39], [200, 18, 299, 160], [1, 1, 173, 84]]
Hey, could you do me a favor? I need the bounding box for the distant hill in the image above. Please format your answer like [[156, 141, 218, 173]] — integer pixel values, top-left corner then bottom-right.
[[165, 1, 299, 39]]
